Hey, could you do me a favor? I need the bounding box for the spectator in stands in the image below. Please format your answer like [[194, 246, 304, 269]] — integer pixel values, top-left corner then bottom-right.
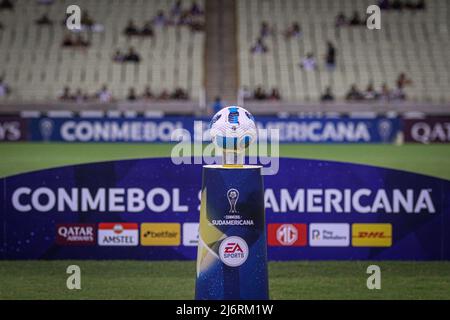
[[379, 83, 392, 101], [142, 86, 154, 100], [0, 0, 13, 11], [349, 11, 364, 26], [73, 34, 90, 47], [250, 37, 268, 54], [127, 88, 137, 101], [239, 86, 252, 101], [124, 20, 139, 36], [300, 53, 317, 71], [396, 72, 412, 89], [391, 0, 404, 10], [112, 49, 125, 63], [172, 88, 189, 100], [96, 85, 113, 103], [321, 87, 335, 101], [254, 86, 267, 100], [378, 0, 390, 10], [259, 22, 273, 38], [59, 86, 73, 101], [158, 89, 170, 100], [325, 41, 337, 71], [189, 19, 205, 32], [212, 96, 223, 114], [81, 10, 94, 28], [61, 33, 74, 47], [346, 84, 363, 101], [0, 76, 11, 97], [153, 10, 168, 27], [124, 47, 141, 63], [35, 13, 53, 26], [190, 2, 204, 16], [141, 22, 154, 37], [415, 0, 426, 10], [363, 83, 379, 100], [74, 88, 88, 103], [171, 0, 182, 17], [268, 88, 281, 100], [335, 12, 347, 28], [284, 22, 302, 39], [392, 86, 406, 100]]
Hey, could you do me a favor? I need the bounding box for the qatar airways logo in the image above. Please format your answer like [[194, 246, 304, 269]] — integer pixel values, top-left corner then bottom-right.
[[10, 187, 436, 214]]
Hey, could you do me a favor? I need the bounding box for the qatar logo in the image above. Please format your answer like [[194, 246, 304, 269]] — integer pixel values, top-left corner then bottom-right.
[[276, 224, 298, 246], [219, 236, 248, 267], [227, 188, 239, 213]]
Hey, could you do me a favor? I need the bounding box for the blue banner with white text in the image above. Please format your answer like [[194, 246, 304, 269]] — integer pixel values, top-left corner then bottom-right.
[[27, 116, 400, 143], [1, 157, 449, 260]]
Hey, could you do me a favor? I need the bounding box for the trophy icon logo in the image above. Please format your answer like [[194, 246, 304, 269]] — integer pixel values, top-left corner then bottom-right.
[[39, 118, 54, 141], [227, 188, 239, 213]]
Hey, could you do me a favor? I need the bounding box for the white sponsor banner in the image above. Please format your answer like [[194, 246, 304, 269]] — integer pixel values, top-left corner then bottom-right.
[[183, 223, 199, 246], [309, 223, 350, 247], [98, 223, 139, 246]]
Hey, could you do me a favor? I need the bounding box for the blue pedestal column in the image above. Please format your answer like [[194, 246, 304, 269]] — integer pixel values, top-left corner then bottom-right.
[[195, 165, 269, 300]]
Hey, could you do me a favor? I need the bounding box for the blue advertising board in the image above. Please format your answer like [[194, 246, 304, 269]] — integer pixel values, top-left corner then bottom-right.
[[1, 157, 448, 260], [28, 116, 400, 143]]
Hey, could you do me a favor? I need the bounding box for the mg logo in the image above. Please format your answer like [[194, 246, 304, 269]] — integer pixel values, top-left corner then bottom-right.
[[276, 224, 298, 246]]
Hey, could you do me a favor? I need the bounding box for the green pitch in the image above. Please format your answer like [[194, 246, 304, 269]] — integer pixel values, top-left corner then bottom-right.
[[1, 261, 449, 299], [1, 143, 450, 179]]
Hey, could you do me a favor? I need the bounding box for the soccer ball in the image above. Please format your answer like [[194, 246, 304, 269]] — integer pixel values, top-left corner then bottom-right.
[[209, 106, 257, 152]]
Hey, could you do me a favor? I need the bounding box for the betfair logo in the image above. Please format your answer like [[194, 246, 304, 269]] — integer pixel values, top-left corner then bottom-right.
[[140, 223, 180, 246], [352, 224, 392, 247]]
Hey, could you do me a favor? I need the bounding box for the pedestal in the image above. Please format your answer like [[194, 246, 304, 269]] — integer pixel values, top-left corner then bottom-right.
[[195, 165, 269, 300]]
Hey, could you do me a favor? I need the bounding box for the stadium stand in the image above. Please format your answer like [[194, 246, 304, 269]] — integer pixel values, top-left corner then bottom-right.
[[237, 0, 450, 103], [0, 0, 449, 115], [0, 0, 205, 102]]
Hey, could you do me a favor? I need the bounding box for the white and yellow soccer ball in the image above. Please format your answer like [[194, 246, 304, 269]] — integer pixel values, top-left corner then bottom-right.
[[209, 106, 257, 152]]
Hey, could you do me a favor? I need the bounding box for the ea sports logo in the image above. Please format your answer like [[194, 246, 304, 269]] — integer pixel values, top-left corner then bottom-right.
[[276, 224, 298, 246], [219, 236, 248, 267]]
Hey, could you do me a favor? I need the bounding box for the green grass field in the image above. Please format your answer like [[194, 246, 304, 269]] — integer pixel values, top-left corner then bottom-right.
[[1, 261, 450, 299], [1, 143, 450, 179], [1, 142, 449, 299]]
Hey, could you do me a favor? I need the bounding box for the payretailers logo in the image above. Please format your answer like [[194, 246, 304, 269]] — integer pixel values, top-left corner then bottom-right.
[[309, 223, 350, 247], [140, 223, 180, 246], [352, 223, 392, 247]]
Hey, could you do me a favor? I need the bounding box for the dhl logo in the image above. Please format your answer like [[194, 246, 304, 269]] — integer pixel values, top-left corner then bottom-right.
[[357, 232, 390, 239], [352, 224, 392, 247]]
